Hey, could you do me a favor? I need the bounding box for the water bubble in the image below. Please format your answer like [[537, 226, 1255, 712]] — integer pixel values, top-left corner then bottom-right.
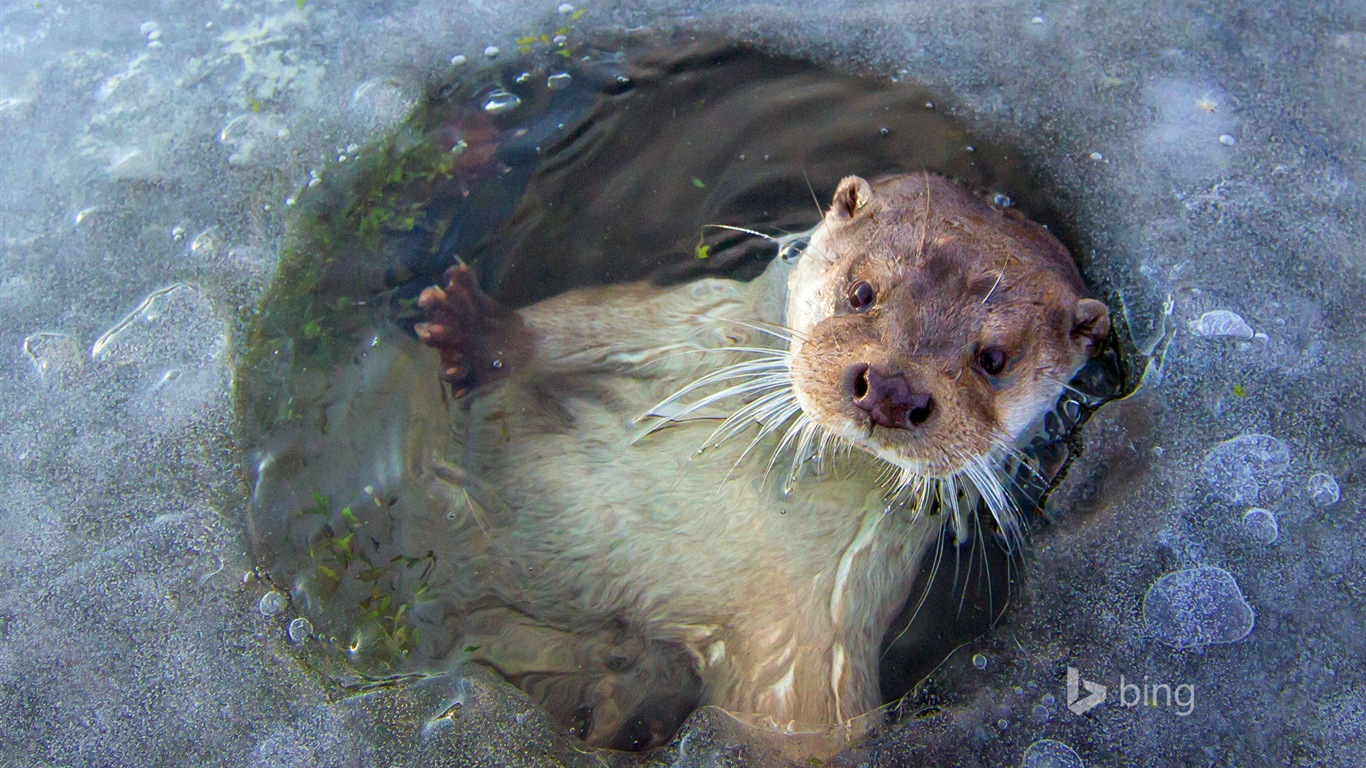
[[483, 45, 500, 59], [482, 88, 521, 115], [546, 72, 572, 90], [1307, 472, 1340, 507], [1201, 433, 1290, 505], [1242, 508, 1279, 543], [288, 617, 313, 643], [1021, 739, 1084, 768], [1189, 309, 1254, 339], [972, 653, 988, 670], [1143, 566, 1255, 649], [258, 590, 286, 616]]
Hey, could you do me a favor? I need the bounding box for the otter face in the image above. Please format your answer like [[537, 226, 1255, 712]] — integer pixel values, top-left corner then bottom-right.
[[784, 173, 1110, 478]]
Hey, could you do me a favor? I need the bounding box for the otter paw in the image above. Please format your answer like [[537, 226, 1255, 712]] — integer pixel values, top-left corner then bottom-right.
[[415, 264, 523, 393]]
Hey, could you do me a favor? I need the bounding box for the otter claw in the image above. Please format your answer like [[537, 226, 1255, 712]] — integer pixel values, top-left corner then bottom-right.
[[416, 264, 525, 392]]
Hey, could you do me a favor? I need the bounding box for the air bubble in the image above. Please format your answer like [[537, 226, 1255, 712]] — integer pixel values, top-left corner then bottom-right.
[[993, 193, 1013, 207], [1307, 472, 1340, 507], [1021, 739, 1084, 768], [258, 590, 286, 616], [1201, 433, 1290, 505], [972, 653, 988, 670], [1189, 309, 1254, 339], [450, 54, 467, 66], [547, 72, 572, 90], [1143, 566, 1255, 649], [288, 617, 313, 643], [1089, 152, 1104, 161], [557, 2, 575, 13], [1242, 508, 1278, 544], [482, 89, 521, 115], [484, 45, 500, 59], [1219, 134, 1237, 146]]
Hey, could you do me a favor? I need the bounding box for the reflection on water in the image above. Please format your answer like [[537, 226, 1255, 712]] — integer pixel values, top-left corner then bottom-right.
[[236, 35, 1125, 755]]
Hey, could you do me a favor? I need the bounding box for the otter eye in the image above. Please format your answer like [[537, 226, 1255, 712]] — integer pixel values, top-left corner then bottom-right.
[[847, 280, 875, 313], [977, 347, 1009, 376]]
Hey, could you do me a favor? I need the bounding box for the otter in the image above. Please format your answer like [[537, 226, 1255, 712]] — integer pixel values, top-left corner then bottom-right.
[[412, 172, 1110, 751]]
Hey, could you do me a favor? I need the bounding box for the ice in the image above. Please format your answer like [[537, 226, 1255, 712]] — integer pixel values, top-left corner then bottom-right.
[[1, 0, 1362, 765], [1143, 566, 1256, 649]]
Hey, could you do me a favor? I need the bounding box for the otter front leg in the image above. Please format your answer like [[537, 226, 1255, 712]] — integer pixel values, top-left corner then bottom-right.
[[415, 265, 529, 394], [517, 278, 767, 379]]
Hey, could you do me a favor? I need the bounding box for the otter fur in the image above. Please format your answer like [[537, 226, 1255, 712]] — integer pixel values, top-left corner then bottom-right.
[[413, 172, 1110, 750]]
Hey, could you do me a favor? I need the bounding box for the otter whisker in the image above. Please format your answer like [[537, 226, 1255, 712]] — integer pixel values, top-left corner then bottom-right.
[[646, 375, 792, 428], [764, 413, 813, 488], [694, 313, 811, 344], [727, 401, 803, 476], [702, 223, 783, 243], [701, 388, 801, 451]]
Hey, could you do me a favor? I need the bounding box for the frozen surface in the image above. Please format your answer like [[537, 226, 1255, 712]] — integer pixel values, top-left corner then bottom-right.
[[1, 0, 1362, 766]]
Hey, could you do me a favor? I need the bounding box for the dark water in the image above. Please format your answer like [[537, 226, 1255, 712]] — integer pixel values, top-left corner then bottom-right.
[[236, 34, 1126, 755]]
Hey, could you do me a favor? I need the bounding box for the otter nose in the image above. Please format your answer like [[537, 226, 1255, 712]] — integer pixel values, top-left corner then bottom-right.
[[847, 364, 935, 429]]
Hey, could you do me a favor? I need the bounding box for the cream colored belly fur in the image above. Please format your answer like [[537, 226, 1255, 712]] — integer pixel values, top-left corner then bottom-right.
[[424, 264, 938, 738]]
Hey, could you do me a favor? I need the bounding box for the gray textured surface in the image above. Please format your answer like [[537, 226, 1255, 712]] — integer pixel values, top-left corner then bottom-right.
[[1, 1, 1362, 766]]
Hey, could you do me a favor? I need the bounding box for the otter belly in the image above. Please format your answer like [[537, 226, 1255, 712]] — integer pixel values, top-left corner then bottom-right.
[[435, 368, 938, 744]]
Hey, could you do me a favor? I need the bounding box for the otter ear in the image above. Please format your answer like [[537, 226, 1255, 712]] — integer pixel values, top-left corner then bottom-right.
[[828, 175, 873, 222], [1071, 298, 1111, 354]]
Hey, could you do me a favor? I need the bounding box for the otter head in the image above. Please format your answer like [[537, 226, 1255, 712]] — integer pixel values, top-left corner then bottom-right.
[[784, 173, 1110, 478]]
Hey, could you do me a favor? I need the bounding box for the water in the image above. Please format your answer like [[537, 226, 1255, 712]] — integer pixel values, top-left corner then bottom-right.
[[237, 37, 1127, 755]]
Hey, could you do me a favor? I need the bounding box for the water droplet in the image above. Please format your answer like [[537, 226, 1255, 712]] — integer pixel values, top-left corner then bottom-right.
[[288, 617, 313, 643], [1189, 309, 1254, 339], [1143, 566, 1255, 649], [972, 653, 988, 670], [1021, 739, 1084, 768], [483, 45, 500, 59], [546, 72, 572, 90], [258, 590, 286, 616], [1201, 433, 1290, 505], [1242, 508, 1279, 544], [1307, 472, 1340, 507], [482, 88, 521, 115]]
